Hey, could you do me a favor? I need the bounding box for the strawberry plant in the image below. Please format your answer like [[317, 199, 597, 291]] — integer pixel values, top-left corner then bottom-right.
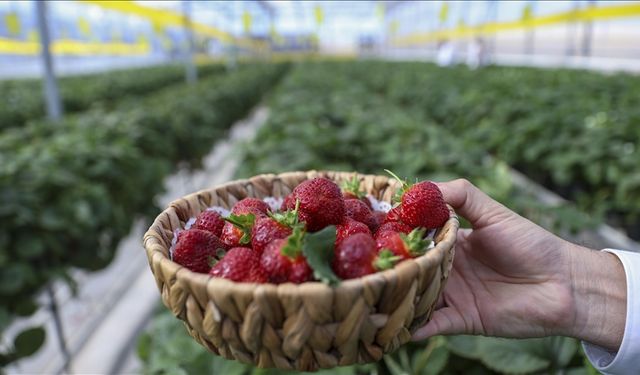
[[0, 63, 288, 365], [0, 63, 224, 131]]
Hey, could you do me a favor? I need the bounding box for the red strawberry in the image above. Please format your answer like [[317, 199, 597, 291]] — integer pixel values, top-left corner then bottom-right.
[[375, 227, 431, 261], [232, 198, 270, 217], [386, 170, 449, 229], [281, 193, 295, 212], [341, 175, 373, 209], [372, 211, 387, 231], [384, 206, 403, 224], [172, 229, 227, 273], [285, 178, 345, 232], [252, 200, 303, 255], [251, 218, 293, 255], [221, 213, 256, 248], [344, 199, 377, 231], [335, 218, 370, 246], [332, 233, 399, 279], [260, 228, 312, 284], [209, 247, 267, 283], [193, 210, 225, 236], [374, 221, 413, 239]]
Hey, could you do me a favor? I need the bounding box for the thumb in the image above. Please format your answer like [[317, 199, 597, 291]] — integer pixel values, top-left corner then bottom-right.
[[411, 307, 468, 341], [435, 179, 511, 228]]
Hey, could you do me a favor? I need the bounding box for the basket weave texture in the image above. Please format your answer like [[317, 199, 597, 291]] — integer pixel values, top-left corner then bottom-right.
[[143, 171, 458, 371]]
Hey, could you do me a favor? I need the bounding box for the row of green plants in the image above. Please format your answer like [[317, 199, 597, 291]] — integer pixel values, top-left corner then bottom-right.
[[140, 311, 592, 375], [0, 63, 288, 366], [139, 62, 597, 374], [342, 61, 640, 239], [0, 63, 224, 131]]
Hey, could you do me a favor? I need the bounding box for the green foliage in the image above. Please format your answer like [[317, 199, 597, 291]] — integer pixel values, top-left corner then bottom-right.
[[302, 226, 340, 285], [383, 337, 449, 375], [0, 63, 224, 131], [139, 309, 591, 375], [0, 63, 288, 365], [235, 62, 593, 234], [0, 326, 45, 366], [446, 336, 579, 373], [371, 62, 639, 237], [138, 309, 376, 375]]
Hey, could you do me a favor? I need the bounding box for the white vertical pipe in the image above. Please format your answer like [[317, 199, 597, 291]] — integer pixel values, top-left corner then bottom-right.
[[36, 0, 62, 121]]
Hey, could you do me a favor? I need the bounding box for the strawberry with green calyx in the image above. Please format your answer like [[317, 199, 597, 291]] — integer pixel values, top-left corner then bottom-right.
[[375, 249, 403, 270], [332, 233, 401, 280], [281, 194, 295, 212], [173, 229, 228, 273], [335, 218, 370, 246], [251, 200, 301, 255], [209, 247, 267, 283], [193, 210, 225, 236], [344, 199, 377, 231], [260, 226, 312, 284], [384, 206, 403, 224], [375, 227, 432, 261], [232, 198, 270, 216], [269, 199, 301, 228], [221, 213, 256, 248], [341, 175, 373, 209], [374, 221, 413, 239], [284, 177, 346, 232], [385, 169, 449, 229]]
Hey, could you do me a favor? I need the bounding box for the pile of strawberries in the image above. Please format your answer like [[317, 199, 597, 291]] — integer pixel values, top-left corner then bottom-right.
[[171, 174, 449, 284]]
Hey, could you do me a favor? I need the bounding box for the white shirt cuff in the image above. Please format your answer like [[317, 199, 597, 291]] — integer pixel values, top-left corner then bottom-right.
[[582, 248, 640, 375]]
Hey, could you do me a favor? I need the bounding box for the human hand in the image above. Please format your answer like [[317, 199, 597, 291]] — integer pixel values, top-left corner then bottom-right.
[[412, 179, 627, 351]]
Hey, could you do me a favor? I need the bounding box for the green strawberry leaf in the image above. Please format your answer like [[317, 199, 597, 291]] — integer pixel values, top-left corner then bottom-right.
[[302, 226, 340, 286], [223, 213, 256, 245], [340, 175, 365, 199], [374, 249, 401, 270], [475, 337, 551, 373], [13, 327, 45, 360], [401, 227, 432, 257], [281, 225, 305, 259]]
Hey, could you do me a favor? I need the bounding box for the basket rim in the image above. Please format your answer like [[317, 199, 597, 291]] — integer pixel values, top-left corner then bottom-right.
[[143, 170, 459, 295]]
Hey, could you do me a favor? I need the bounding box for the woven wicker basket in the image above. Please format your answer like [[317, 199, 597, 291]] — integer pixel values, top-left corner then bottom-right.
[[143, 170, 458, 371]]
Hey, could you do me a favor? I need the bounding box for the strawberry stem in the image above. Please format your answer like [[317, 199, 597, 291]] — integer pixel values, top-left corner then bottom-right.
[[384, 169, 409, 191], [268, 199, 301, 228]]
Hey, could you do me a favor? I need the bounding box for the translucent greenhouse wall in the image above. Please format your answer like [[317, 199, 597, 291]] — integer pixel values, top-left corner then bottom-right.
[[382, 1, 640, 71]]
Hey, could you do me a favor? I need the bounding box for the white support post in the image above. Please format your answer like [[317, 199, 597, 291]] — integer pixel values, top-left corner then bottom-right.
[[36, 0, 62, 121], [182, 0, 197, 84], [581, 0, 595, 57], [525, 1, 536, 55]]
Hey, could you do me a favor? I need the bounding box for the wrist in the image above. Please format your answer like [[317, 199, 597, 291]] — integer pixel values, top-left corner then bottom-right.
[[566, 244, 627, 350]]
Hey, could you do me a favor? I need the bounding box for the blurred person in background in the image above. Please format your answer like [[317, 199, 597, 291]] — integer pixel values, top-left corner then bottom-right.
[[413, 179, 639, 375], [436, 39, 457, 67], [466, 37, 486, 69]]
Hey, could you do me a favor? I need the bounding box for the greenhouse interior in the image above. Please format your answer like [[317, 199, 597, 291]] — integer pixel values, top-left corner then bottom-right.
[[2, 0, 640, 374]]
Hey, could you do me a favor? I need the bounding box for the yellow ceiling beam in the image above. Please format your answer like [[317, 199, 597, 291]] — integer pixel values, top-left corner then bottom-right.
[[78, 0, 236, 44], [393, 3, 640, 46]]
